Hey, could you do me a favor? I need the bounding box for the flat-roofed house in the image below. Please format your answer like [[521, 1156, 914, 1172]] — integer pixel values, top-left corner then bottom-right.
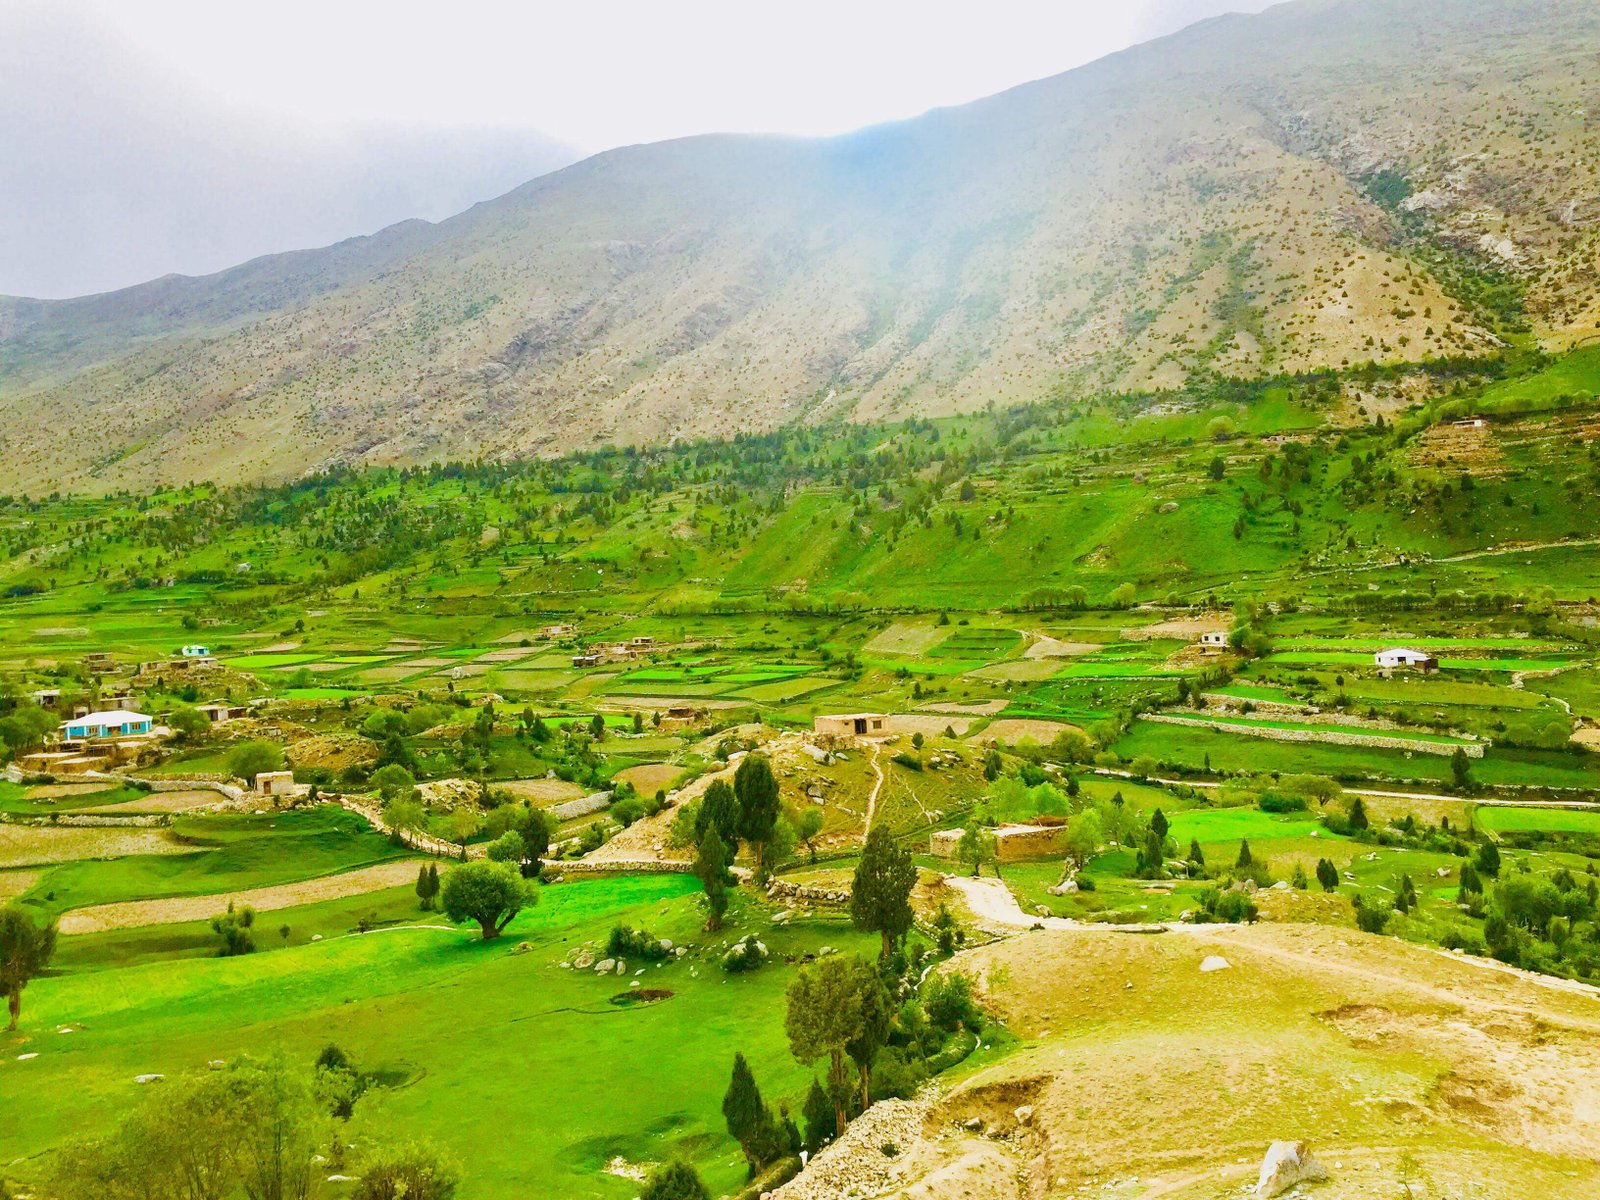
[[62, 709, 154, 739]]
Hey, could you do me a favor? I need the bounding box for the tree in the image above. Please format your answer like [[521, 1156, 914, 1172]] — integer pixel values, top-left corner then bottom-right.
[[1316, 858, 1339, 892], [416, 865, 439, 911], [1209, 455, 1226, 480], [955, 821, 997, 878], [722, 1053, 773, 1174], [590, 713, 606, 741], [1348, 796, 1369, 832], [1187, 838, 1206, 868], [1062, 809, 1103, 872], [166, 705, 211, 741], [210, 901, 256, 957], [440, 861, 529, 940], [355, 1140, 461, 1200], [801, 1077, 836, 1152], [1451, 747, 1473, 791], [215, 1054, 331, 1200], [695, 779, 740, 850], [511, 806, 552, 875], [1235, 839, 1253, 869], [694, 827, 731, 931], [796, 807, 825, 863], [383, 796, 426, 841], [1150, 808, 1169, 842], [1475, 839, 1501, 878], [639, 1160, 709, 1200], [786, 956, 872, 1136], [844, 968, 893, 1111], [371, 764, 417, 801], [485, 830, 527, 867], [0, 904, 57, 1030], [228, 739, 284, 785], [851, 824, 917, 960], [735, 755, 781, 875]]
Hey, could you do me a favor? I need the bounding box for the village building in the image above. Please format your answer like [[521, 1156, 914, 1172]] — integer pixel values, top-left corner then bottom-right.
[[61, 709, 155, 739], [254, 770, 297, 797], [539, 623, 576, 639], [180, 644, 211, 658], [29, 688, 61, 710], [196, 700, 250, 724], [81, 652, 115, 673], [1375, 647, 1439, 674], [813, 713, 889, 738], [929, 822, 1066, 862], [1199, 630, 1230, 653], [572, 652, 602, 668]]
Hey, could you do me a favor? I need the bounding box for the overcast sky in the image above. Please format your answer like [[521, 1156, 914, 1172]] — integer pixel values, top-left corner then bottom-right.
[[1, 0, 1277, 298]]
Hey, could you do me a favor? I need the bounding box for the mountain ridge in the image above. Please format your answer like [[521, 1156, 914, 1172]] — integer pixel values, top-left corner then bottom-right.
[[4, 0, 1599, 493]]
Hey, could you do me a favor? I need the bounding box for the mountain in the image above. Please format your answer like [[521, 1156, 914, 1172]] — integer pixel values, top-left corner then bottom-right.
[[3, 0, 1599, 494]]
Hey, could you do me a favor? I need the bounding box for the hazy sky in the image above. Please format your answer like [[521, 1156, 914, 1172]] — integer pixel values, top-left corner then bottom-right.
[[1, 0, 1276, 297]]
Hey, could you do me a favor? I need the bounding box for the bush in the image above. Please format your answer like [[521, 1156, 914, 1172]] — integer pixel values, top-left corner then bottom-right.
[[922, 971, 983, 1033], [869, 1046, 927, 1102], [722, 935, 769, 974], [890, 752, 923, 771], [1353, 893, 1392, 935], [607, 924, 670, 962], [354, 1140, 461, 1200]]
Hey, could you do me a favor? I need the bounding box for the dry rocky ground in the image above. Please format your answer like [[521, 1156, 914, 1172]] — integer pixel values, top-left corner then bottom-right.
[[777, 922, 1600, 1199]]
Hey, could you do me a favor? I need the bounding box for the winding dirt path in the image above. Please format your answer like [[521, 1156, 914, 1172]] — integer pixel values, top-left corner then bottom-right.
[[862, 741, 886, 839]]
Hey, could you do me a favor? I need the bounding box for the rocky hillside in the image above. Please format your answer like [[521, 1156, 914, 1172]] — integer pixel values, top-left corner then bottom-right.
[[3, 0, 1599, 492]]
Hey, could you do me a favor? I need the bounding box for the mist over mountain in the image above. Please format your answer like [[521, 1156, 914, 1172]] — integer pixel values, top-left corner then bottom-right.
[[0, 8, 577, 298]]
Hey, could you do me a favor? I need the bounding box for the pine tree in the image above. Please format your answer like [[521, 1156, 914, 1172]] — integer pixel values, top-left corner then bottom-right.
[[695, 779, 739, 849], [1348, 797, 1369, 832], [1475, 839, 1501, 878], [722, 1053, 768, 1174], [695, 828, 731, 931], [1188, 839, 1205, 867], [1150, 808, 1169, 842], [850, 824, 917, 960], [1316, 858, 1339, 892], [415, 865, 433, 911], [1236, 839, 1253, 869], [735, 755, 781, 875], [802, 1078, 836, 1152]]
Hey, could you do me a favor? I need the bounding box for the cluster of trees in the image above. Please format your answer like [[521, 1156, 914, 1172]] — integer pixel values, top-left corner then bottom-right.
[[687, 755, 782, 929]]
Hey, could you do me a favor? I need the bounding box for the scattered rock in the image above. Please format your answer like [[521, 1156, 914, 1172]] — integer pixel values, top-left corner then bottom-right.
[[1252, 1141, 1329, 1198], [1200, 955, 1231, 973], [17, 1053, 38, 1061], [573, 951, 596, 970], [512, 941, 532, 955], [1013, 1105, 1035, 1125], [135, 1073, 164, 1084], [595, 958, 616, 973]]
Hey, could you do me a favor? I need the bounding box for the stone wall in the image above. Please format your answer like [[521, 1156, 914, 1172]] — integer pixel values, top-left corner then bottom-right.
[[0, 811, 169, 828], [1144, 713, 1486, 758], [545, 790, 614, 822]]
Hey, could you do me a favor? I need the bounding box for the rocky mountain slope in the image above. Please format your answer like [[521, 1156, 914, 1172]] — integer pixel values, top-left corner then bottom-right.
[[3, 0, 1599, 492]]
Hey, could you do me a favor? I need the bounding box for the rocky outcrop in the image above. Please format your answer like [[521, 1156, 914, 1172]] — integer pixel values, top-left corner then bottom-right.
[[1252, 1141, 1329, 1198]]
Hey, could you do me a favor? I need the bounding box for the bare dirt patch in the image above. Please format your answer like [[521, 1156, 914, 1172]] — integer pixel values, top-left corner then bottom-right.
[[0, 868, 41, 901], [496, 778, 588, 805], [1023, 633, 1100, 660], [613, 763, 685, 795], [22, 783, 115, 801], [972, 718, 1080, 745], [885, 715, 975, 738], [965, 660, 1060, 682], [57, 859, 423, 934], [90, 790, 227, 814], [1121, 613, 1230, 641], [919, 699, 1008, 716], [0, 826, 188, 869]]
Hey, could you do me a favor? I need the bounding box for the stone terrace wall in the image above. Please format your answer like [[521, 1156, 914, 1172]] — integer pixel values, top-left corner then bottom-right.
[[1145, 713, 1486, 757]]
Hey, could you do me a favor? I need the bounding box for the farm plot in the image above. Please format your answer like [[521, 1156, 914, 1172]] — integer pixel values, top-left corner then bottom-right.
[[0, 825, 189, 869], [863, 621, 950, 656], [57, 859, 426, 934], [1476, 807, 1600, 836]]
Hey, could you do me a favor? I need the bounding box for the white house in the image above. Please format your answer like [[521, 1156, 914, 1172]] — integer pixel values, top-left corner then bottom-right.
[[1200, 630, 1230, 651], [63, 709, 154, 739], [180, 644, 211, 658], [1374, 648, 1439, 673]]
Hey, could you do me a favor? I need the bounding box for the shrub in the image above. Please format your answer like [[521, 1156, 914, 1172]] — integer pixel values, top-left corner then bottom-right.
[[608, 924, 670, 962], [722, 935, 769, 974], [922, 971, 983, 1033]]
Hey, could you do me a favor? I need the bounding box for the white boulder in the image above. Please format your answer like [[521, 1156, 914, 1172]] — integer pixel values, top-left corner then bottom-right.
[[1252, 1141, 1329, 1198]]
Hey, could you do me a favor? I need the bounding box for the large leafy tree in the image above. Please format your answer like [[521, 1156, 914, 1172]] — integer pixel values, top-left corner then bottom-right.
[[850, 825, 917, 960], [734, 755, 781, 874], [440, 861, 530, 940], [0, 903, 57, 1030]]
